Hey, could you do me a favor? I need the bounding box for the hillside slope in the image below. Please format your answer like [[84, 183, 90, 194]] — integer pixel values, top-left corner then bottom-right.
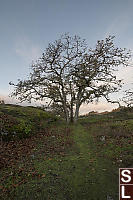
[[0, 105, 133, 200]]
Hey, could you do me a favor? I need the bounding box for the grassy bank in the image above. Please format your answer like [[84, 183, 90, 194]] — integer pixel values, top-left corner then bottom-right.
[[0, 105, 133, 199]]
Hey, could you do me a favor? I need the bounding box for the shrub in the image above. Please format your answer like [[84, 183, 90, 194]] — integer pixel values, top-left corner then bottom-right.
[[0, 114, 33, 141], [12, 120, 32, 139], [0, 99, 5, 104], [0, 114, 18, 141]]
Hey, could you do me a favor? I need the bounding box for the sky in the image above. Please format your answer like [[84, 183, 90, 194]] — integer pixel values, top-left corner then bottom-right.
[[0, 0, 133, 114]]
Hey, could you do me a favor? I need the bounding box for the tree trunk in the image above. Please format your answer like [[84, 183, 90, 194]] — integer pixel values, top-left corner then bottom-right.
[[74, 103, 80, 122], [74, 89, 82, 122], [69, 82, 74, 123], [61, 87, 69, 123], [66, 112, 69, 123], [70, 100, 74, 123], [63, 106, 69, 123]]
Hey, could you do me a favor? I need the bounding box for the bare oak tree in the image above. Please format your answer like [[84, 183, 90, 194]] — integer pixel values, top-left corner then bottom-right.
[[10, 34, 131, 123]]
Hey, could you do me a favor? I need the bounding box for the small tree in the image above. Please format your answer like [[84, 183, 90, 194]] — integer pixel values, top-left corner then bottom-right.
[[10, 34, 131, 123], [0, 99, 5, 104]]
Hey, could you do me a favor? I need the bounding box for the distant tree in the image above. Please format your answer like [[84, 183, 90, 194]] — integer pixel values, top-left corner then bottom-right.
[[9, 34, 131, 123], [0, 99, 5, 104], [89, 111, 98, 115]]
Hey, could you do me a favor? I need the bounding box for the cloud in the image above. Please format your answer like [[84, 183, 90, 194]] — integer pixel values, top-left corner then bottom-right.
[[0, 94, 16, 104], [0, 94, 31, 106], [15, 37, 42, 63], [80, 102, 118, 115], [115, 65, 133, 85]]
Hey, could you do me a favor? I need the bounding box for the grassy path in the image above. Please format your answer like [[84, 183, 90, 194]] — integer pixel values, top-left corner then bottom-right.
[[67, 124, 118, 200], [9, 124, 119, 200]]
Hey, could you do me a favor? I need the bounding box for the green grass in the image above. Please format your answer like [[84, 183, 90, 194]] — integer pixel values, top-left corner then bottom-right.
[[0, 104, 58, 140], [1, 124, 118, 200], [0, 105, 133, 199]]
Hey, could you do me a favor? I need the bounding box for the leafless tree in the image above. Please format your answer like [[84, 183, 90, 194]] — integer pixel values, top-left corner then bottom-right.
[[9, 34, 131, 123]]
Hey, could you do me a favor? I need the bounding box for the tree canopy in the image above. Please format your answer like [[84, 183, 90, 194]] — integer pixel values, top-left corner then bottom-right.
[[10, 34, 131, 122]]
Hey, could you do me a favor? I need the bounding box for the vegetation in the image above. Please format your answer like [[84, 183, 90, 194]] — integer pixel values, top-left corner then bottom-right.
[[10, 34, 131, 123], [0, 104, 133, 199], [0, 99, 5, 104], [0, 104, 58, 141]]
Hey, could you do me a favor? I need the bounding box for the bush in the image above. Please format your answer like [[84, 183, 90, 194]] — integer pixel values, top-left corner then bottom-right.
[[12, 120, 32, 139], [0, 99, 5, 104], [0, 104, 59, 142], [0, 114, 18, 141], [0, 114, 33, 141]]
